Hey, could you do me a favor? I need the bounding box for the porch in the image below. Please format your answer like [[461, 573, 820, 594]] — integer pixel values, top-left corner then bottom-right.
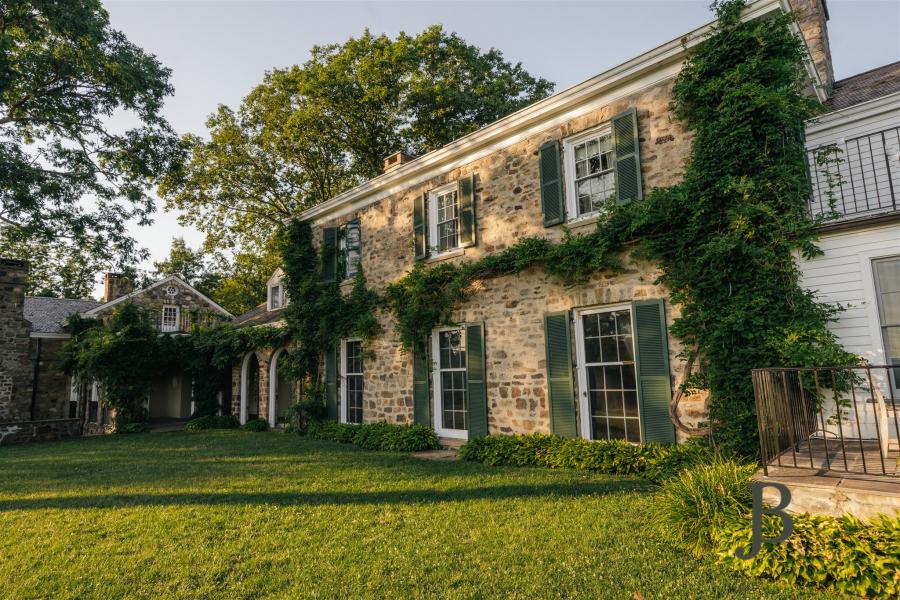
[[752, 366, 900, 519]]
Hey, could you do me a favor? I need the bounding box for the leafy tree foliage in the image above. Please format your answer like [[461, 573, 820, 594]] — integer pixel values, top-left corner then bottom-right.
[[152, 237, 222, 299], [161, 26, 553, 255], [0, 231, 102, 298], [0, 0, 181, 269]]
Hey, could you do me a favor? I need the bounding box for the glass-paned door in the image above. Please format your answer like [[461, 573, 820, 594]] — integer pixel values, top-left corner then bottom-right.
[[432, 328, 467, 438], [576, 306, 641, 442], [342, 339, 364, 424]]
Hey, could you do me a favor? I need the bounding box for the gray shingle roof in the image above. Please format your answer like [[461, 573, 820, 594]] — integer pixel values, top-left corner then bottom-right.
[[827, 62, 900, 111], [23, 297, 102, 334], [232, 303, 286, 328]]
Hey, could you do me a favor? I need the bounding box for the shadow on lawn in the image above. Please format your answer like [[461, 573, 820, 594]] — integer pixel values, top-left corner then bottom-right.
[[0, 479, 650, 512]]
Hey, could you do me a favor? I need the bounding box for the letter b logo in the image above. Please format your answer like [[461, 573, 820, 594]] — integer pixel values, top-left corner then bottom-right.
[[736, 481, 793, 560]]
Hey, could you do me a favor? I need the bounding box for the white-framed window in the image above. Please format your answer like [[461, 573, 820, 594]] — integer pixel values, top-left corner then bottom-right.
[[88, 381, 100, 423], [268, 283, 285, 310], [574, 305, 641, 443], [428, 182, 461, 255], [68, 378, 81, 419], [873, 256, 900, 391], [340, 338, 364, 424], [563, 125, 616, 220], [431, 327, 468, 438], [339, 220, 361, 279], [160, 305, 180, 332]]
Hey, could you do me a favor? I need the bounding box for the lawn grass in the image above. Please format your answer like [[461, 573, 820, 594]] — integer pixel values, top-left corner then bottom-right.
[[0, 431, 836, 599]]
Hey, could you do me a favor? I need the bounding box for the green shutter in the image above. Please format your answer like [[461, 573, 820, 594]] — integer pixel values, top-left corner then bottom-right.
[[612, 107, 643, 203], [324, 345, 338, 421], [413, 193, 428, 260], [543, 311, 577, 437], [412, 344, 431, 426], [321, 227, 338, 282], [539, 140, 565, 226], [458, 175, 476, 248], [632, 299, 675, 444], [465, 322, 488, 438]]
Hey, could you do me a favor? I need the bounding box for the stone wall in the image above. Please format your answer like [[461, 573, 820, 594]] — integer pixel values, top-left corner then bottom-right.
[[0, 418, 82, 446], [788, 0, 834, 91], [311, 80, 708, 439], [94, 277, 228, 328], [29, 338, 71, 421], [0, 258, 33, 423]]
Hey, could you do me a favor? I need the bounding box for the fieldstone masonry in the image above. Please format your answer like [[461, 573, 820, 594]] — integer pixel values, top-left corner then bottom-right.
[[0, 259, 34, 423]]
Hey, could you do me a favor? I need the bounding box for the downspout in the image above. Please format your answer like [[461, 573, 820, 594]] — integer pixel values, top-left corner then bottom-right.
[[29, 338, 42, 421]]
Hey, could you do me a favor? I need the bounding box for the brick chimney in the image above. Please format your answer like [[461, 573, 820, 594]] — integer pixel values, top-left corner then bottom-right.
[[383, 151, 416, 173], [103, 273, 133, 303]]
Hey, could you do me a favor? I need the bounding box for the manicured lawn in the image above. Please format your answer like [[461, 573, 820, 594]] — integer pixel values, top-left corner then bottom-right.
[[0, 431, 834, 599]]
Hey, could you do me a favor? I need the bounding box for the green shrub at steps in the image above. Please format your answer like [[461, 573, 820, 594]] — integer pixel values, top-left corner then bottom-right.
[[241, 418, 269, 432], [457, 433, 713, 483], [307, 421, 440, 452], [654, 460, 900, 598], [185, 415, 239, 431], [116, 422, 149, 434]]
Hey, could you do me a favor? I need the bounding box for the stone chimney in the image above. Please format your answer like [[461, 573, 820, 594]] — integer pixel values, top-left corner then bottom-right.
[[0, 258, 33, 422], [788, 0, 834, 92], [103, 273, 133, 303], [383, 151, 416, 173]]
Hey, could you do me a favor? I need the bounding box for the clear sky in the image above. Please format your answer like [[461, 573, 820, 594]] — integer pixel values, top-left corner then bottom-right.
[[102, 0, 900, 281]]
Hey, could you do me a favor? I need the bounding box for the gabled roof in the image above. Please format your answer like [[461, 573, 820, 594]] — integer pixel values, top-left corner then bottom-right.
[[827, 62, 900, 111], [24, 297, 102, 334], [82, 274, 233, 318]]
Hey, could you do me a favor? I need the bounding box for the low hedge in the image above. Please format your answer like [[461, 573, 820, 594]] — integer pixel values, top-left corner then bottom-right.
[[655, 460, 900, 598], [241, 418, 269, 432], [457, 433, 713, 483], [116, 422, 149, 434], [185, 415, 239, 431], [307, 421, 440, 452]]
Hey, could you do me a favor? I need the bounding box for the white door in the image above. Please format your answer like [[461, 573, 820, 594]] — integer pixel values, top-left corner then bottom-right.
[[432, 328, 468, 439]]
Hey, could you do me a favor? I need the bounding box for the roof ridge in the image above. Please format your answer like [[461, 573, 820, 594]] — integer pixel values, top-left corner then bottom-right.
[[833, 61, 900, 86]]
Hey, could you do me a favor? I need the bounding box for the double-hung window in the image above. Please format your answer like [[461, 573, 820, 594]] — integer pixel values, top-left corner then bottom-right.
[[340, 220, 361, 279], [269, 283, 284, 310], [161, 305, 180, 332], [341, 339, 364, 424], [564, 126, 616, 219], [432, 327, 468, 438], [429, 183, 460, 254], [874, 256, 900, 391]]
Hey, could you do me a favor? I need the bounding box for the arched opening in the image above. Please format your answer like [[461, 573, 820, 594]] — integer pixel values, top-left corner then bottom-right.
[[240, 352, 260, 424], [268, 348, 295, 425]]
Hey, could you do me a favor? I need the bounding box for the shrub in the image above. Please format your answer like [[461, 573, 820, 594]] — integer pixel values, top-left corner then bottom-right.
[[307, 421, 440, 452], [286, 384, 328, 432], [715, 513, 899, 598], [653, 460, 900, 597], [241, 418, 269, 432], [457, 434, 713, 483], [116, 422, 149, 434], [185, 415, 239, 431], [651, 459, 756, 556]]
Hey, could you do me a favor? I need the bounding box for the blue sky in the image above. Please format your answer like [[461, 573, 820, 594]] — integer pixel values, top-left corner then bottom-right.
[[102, 0, 900, 277]]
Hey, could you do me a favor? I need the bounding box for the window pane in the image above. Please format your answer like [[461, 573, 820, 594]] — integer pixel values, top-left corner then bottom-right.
[[615, 311, 632, 335], [588, 366, 604, 390], [600, 336, 618, 362], [623, 391, 639, 418], [589, 389, 606, 416], [880, 291, 900, 324], [604, 366, 622, 390], [617, 336, 634, 362], [584, 337, 601, 364], [625, 420, 641, 443], [598, 313, 616, 336], [875, 258, 900, 293], [606, 391, 624, 417], [607, 418, 626, 440]]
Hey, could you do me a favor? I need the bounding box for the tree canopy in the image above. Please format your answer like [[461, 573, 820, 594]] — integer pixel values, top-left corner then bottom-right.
[[0, 0, 181, 271], [161, 26, 553, 256]]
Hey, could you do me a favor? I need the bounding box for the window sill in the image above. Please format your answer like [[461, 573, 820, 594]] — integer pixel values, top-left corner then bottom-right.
[[566, 214, 601, 229], [425, 247, 466, 264]]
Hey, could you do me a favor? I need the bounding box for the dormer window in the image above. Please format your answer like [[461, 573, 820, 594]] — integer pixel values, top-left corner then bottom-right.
[[268, 282, 285, 311]]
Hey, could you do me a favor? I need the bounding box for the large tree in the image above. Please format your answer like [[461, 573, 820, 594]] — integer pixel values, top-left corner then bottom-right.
[[0, 231, 102, 298], [161, 26, 553, 255], [0, 0, 180, 270]]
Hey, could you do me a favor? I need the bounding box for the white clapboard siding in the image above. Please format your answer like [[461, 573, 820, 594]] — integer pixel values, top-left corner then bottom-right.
[[799, 223, 900, 363]]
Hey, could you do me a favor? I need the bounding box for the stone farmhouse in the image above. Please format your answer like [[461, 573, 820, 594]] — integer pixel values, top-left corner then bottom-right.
[[0, 264, 231, 444], [229, 0, 880, 450]]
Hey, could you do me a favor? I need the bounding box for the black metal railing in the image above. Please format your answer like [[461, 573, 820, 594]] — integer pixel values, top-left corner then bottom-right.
[[807, 126, 899, 222], [752, 366, 900, 478]]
